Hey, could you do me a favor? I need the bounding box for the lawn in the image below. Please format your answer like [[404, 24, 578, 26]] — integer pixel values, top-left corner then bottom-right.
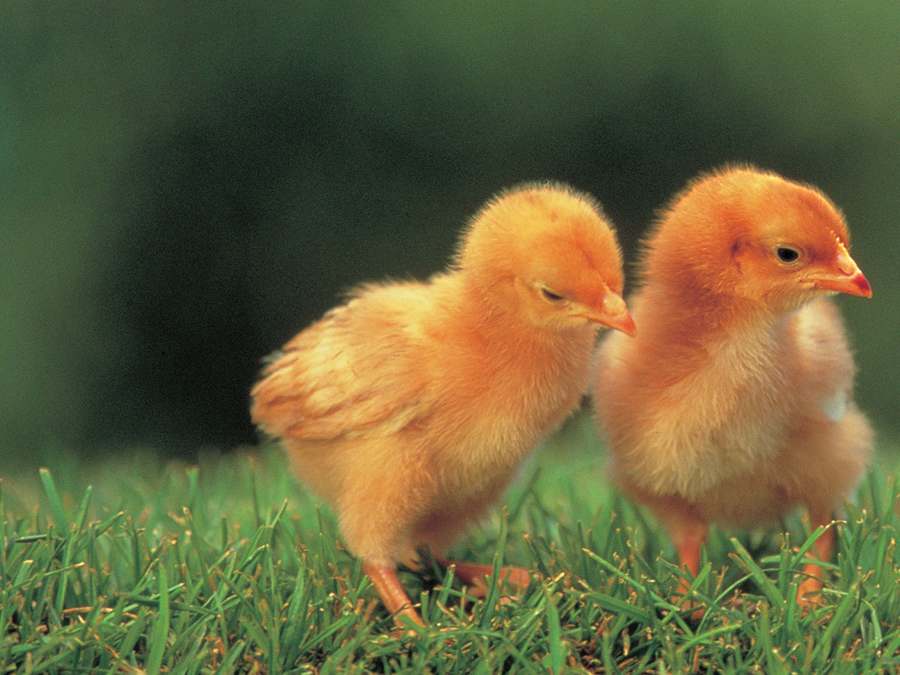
[[1, 414, 898, 674]]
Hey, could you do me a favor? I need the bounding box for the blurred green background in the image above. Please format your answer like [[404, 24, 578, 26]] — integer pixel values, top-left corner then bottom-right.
[[1, 2, 897, 459]]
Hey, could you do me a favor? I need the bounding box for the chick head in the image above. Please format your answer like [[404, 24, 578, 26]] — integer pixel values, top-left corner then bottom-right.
[[457, 182, 634, 334], [649, 166, 870, 314]]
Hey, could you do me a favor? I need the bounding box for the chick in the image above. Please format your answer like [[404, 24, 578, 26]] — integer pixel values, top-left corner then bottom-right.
[[593, 166, 872, 606], [252, 183, 635, 626]]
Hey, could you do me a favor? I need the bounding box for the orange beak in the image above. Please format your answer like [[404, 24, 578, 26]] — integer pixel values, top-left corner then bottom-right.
[[810, 250, 872, 298], [581, 291, 637, 336]]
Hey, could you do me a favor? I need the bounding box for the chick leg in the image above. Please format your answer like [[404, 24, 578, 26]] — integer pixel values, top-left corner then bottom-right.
[[435, 558, 531, 597], [413, 480, 531, 599], [797, 512, 835, 605], [638, 492, 709, 617], [674, 529, 706, 582], [667, 521, 710, 622], [672, 524, 708, 603], [362, 561, 424, 627], [333, 447, 438, 627], [641, 492, 708, 602]]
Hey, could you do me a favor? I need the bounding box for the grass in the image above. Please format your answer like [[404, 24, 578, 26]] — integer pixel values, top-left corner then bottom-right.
[[1, 415, 899, 674]]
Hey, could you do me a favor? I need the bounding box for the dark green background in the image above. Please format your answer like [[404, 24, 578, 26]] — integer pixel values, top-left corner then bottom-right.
[[1, 3, 896, 458]]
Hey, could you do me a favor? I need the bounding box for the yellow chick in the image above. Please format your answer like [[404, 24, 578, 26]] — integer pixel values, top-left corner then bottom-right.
[[594, 166, 872, 606], [252, 183, 635, 625]]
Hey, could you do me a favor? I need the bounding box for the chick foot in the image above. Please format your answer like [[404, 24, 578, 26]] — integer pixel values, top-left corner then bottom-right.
[[362, 561, 424, 629], [437, 558, 531, 601]]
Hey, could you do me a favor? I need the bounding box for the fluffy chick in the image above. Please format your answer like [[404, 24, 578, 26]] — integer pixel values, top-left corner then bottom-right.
[[593, 166, 872, 606], [252, 183, 634, 626]]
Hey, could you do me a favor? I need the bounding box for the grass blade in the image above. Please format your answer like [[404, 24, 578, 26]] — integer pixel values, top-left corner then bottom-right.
[[543, 587, 564, 674], [146, 564, 170, 674], [38, 468, 69, 528]]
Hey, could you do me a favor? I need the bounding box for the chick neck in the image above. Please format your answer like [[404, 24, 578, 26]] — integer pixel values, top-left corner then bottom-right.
[[641, 278, 796, 355]]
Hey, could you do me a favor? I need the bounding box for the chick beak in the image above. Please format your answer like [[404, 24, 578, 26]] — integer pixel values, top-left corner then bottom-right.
[[811, 250, 872, 298], [581, 291, 636, 336]]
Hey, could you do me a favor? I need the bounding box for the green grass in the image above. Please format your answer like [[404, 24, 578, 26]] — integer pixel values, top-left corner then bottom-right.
[[1, 417, 899, 674]]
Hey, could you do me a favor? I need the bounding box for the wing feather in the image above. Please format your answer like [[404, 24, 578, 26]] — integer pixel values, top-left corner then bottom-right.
[[251, 283, 434, 440]]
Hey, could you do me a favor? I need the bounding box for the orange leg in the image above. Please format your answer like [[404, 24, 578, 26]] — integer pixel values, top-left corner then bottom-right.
[[641, 492, 708, 604], [673, 528, 706, 592], [667, 520, 709, 622], [362, 561, 424, 627], [797, 513, 835, 606], [436, 558, 531, 597], [671, 521, 708, 610]]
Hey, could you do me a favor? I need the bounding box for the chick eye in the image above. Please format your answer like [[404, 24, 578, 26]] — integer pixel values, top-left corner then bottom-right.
[[775, 246, 801, 264], [540, 287, 566, 303]]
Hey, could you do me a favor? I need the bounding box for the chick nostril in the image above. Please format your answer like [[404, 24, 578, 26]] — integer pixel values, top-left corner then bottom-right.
[[834, 245, 860, 277]]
